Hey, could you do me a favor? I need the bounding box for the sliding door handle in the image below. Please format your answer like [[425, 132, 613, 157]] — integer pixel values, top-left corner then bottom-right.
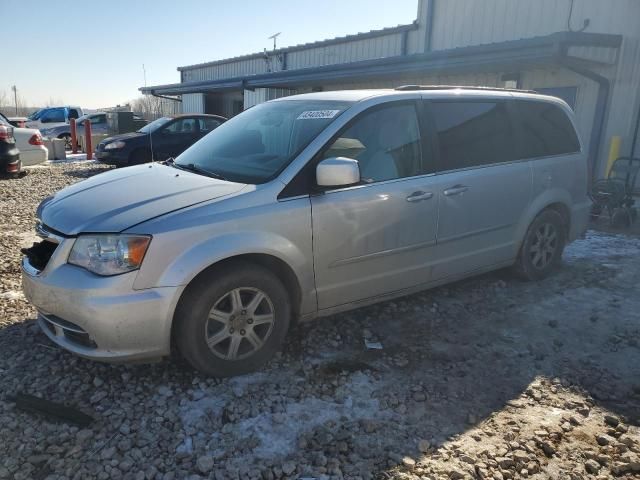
[[443, 185, 469, 197], [406, 191, 434, 202]]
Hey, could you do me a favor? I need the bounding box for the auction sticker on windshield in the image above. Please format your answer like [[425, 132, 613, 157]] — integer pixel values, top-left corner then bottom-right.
[[297, 110, 341, 120]]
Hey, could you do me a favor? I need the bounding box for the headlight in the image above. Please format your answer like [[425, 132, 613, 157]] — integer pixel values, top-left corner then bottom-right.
[[104, 141, 126, 150], [68, 234, 151, 276]]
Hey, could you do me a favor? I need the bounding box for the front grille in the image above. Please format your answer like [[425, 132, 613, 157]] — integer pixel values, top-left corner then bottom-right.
[[21, 239, 58, 272], [40, 313, 97, 349]]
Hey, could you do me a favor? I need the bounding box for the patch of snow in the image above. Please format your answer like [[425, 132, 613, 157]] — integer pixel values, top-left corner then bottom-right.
[[565, 230, 640, 261], [47, 153, 98, 164], [180, 395, 227, 430], [178, 371, 386, 463], [233, 371, 382, 459]]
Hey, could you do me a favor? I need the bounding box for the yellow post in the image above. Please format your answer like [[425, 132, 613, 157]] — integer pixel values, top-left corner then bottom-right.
[[605, 136, 622, 176]]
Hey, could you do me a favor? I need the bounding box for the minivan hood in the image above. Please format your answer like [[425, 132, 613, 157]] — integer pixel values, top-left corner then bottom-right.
[[39, 164, 246, 235]]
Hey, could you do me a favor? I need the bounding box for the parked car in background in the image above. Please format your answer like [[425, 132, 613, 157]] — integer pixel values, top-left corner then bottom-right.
[[95, 114, 226, 166], [22, 88, 590, 377], [1, 113, 48, 166], [18, 106, 83, 131], [40, 112, 149, 149], [41, 112, 108, 149], [5, 116, 28, 128], [0, 121, 20, 175]]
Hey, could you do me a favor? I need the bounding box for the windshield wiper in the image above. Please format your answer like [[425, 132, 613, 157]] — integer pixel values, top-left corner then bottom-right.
[[174, 162, 228, 181]]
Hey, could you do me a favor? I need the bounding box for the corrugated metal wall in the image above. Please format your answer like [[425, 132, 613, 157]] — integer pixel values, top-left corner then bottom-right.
[[244, 88, 297, 109], [429, 0, 635, 51], [184, 57, 273, 82], [181, 93, 205, 114], [183, 31, 405, 82], [286, 33, 404, 69]]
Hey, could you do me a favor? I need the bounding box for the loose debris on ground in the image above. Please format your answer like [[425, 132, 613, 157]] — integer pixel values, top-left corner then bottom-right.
[[1, 162, 639, 480]]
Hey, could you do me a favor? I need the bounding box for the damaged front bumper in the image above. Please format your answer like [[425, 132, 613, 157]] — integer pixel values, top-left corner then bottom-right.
[[21, 237, 182, 363]]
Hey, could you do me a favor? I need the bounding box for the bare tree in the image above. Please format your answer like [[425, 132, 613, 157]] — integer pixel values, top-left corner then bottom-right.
[[129, 95, 180, 120], [45, 96, 65, 107], [0, 89, 37, 117]]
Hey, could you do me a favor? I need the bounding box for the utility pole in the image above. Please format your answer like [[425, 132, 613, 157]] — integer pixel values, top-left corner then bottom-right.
[[142, 64, 147, 88], [11, 85, 17, 115]]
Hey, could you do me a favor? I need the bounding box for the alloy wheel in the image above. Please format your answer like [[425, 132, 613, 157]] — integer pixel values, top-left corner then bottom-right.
[[204, 287, 275, 361], [529, 223, 558, 269]]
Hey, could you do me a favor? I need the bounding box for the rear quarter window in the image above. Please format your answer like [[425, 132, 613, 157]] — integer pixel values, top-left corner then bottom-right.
[[515, 100, 581, 159]]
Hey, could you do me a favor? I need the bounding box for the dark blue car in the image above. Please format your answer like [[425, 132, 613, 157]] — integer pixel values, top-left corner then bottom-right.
[[95, 114, 226, 166]]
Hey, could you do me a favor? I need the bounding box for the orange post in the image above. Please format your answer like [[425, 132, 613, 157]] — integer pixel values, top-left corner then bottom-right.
[[84, 119, 93, 160], [70, 118, 78, 153]]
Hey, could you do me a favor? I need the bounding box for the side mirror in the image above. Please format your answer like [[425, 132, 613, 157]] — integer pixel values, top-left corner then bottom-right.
[[316, 157, 360, 188]]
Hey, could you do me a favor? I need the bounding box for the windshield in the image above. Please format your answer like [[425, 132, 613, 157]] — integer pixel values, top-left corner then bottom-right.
[[175, 100, 352, 184], [28, 109, 43, 120], [137, 116, 172, 133], [0, 113, 9, 126]]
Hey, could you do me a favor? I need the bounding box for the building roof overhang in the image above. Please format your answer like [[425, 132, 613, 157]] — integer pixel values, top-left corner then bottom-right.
[[140, 32, 622, 96]]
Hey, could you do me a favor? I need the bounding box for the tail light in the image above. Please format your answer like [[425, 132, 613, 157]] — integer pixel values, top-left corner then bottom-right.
[[0, 125, 13, 142], [29, 133, 44, 146]]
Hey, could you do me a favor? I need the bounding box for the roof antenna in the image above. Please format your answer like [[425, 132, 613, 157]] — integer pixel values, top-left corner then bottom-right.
[[142, 65, 156, 167], [148, 109, 155, 165], [268, 32, 281, 51]]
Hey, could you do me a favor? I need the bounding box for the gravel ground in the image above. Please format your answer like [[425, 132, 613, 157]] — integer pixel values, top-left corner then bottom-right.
[[0, 161, 639, 480]]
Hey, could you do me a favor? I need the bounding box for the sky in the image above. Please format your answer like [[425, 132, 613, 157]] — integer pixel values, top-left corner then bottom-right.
[[0, 0, 418, 109]]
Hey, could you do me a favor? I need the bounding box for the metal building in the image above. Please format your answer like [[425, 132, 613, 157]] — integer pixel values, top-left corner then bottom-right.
[[141, 0, 640, 177]]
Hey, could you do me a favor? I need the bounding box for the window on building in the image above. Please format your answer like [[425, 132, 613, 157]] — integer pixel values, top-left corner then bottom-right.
[[322, 103, 423, 183], [430, 101, 516, 171], [516, 101, 580, 158]]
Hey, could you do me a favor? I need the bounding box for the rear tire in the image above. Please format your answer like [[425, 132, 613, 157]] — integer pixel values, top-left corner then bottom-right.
[[514, 210, 566, 281], [174, 261, 291, 377]]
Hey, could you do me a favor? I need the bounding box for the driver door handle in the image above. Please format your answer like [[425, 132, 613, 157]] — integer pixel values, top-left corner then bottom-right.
[[443, 185, 469, 197], [406, 191, 434, 202]]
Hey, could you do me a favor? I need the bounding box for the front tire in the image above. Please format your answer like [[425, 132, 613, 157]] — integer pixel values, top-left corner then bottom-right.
[[174, 261, 291, 377], [514, 210, 566, 281]]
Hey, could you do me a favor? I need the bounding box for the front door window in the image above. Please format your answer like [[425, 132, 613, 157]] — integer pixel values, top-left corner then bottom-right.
[[321, 103, 423, 183]]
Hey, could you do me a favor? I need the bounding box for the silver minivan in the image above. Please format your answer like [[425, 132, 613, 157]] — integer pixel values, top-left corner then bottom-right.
[[22, 87, 590, 376]]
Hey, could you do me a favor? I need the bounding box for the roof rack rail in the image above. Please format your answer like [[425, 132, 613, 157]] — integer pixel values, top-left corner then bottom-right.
[[394, 85, 538, 94]]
